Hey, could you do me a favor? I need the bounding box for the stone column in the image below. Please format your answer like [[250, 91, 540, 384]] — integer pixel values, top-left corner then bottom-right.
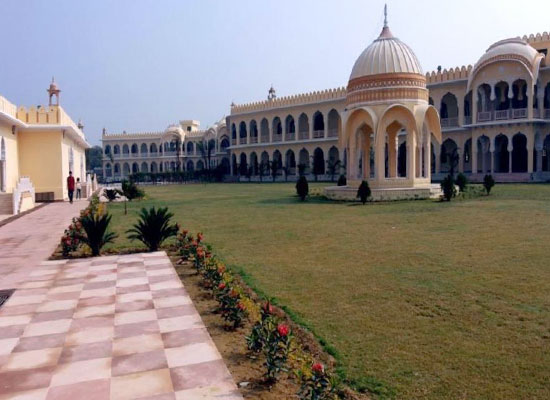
[[435, 143, 441, 174], [407, 130, 417, 183], [457, 147, 464, 173], [458, 95, 465, 127], [472, 86, 478, 124], [309, 115, 313, 140], [536, 145, 543, 173], [508, 141, 513, 173], [527, 131, 534, 173], [528, 83, 534, 120], [323, 114, 328, 139], [471, 135, 478, 174], [388, 132, 397, 178], [363, 136, 370, 180]]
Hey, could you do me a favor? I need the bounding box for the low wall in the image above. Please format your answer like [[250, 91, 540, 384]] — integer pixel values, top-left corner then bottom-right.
[[324, 185, 442, 202]]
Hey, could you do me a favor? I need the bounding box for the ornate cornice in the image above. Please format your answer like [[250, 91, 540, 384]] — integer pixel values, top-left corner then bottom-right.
[[346, 73, 428, 106]]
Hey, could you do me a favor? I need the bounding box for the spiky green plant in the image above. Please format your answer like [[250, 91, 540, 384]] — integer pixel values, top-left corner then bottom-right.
[[126, 207, 179, 251], [80, 213, 117, 256]]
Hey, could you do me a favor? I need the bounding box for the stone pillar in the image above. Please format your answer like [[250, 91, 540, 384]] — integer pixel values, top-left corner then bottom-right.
[[309, 115, 313, 140], [472, 86, 478, 124], [457, 147, 464, 173], [472, 135, 478, 174], [528, 83, 534, 120], [536, 145, 543, 173], [323, 114, 328, 139], [388, 132, 397, 178], [527, 133, 534, 173], [407, 131, 416, 183], [458, 95, 465, 127], [435, 144, 441, 174], [425, 140, 431, 179], [508, 141, 513, 173], [363, 137, 371, 180]]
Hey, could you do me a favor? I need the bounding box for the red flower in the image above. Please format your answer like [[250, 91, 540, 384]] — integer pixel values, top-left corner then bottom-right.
[[312, 363, 324, 374], [64, 239, 71, 246], [191, 240, 198, 247], [230, 289, 239, 298], [217, 265, 226, 274], [182, 229, 188, 237], [237, 302, 245, 311], [218, 282, 226, 290], [197, 232, 203, 243], [277, 324, 289, 337]]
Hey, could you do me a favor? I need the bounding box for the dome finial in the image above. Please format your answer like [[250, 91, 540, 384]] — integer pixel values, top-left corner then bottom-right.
[[384, 4, 388, 28]]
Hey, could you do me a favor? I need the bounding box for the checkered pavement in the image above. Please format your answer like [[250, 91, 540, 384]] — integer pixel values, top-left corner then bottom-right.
[[0, 252, 242, 399]]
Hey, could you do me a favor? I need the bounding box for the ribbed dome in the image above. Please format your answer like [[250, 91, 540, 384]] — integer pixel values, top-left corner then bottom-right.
[[475, 38, 540, 71], [349, 26, 423, 80]]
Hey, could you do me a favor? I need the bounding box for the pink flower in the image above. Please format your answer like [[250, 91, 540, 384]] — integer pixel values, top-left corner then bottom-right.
[[263, 301, 273, 315], [218, 282, 226, 290], [277, 324, 289, 337], [237, 302, 246, 311]]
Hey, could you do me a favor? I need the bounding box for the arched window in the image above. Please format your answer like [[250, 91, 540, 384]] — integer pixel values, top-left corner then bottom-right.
[[186, 142, 194, 154], [140, 143, 148, 154], [272, 117, 282, 142], [114, 145, 120, 154], [298, 113, 309, 140], [122, 144, 129, 154], [239, 121, 247, 143], [131, 144, 138, 154], [327, 109, 340, 137], [150, 143, 157, 154], [285, 115, 295, 141], [260, 118, 269, 143], [104, 145, 111, 155], [313, 112, 324, 137], [105, 163, 112, 177]]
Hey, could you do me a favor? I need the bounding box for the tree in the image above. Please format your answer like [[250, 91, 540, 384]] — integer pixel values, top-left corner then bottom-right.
[[297, 163, 307, 177], [312, 154, 324, 182], [126, 207, 179, 251], [296, 176, 309, 201], [121, 180, 144, 201], [337, 175, 347, 186], [86, 146, 103, 171], [269, 160, 279, 182], [441, 174, 456, 201], [259, 161, 268, 182], [483, 174, 495, 195], [326, 159, 341, 182], [197, 140, 214, 173], [356, 180, 371, 204], [282, 166, 289, 182], [80, 212, 117, 256]]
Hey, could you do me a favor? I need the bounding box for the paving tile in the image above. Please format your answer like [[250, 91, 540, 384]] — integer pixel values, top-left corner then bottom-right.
[[13, 333, 66, 352], [153, 296, 191, 309], [158, 315, 203, 333], [114, 309, 157, 326], [1, 347, 62, 371], [0, 338, 19, 355], [112, 333, 164, 357], [170, 360, 233, 391], [45, 378, 110, 400], [112, 349, 168, 376], [0, 387, 49, 400], [31, 310, 75, 323], [50, 357, 111, 387], [0, 366, 54, 394], [114, 320, 160, 339], [165, 342, 221, 368], [115, 299, 154, 313], [36, 300, 78, 313], [22, 319, 72, 337], [161, 328, 211, 349], [0, 314, 33, 327], [58, 341, 112, 364], [110, 368, 173, 400], [155, 305, 196, 319], [117, 291, 153, 303], [64, 326, 114, 346], [73, 303, 115, 319]]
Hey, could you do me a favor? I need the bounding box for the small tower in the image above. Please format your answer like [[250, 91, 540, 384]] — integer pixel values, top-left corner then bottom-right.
[[47, 77, 61, 106], [77, 119, 84, 131], [267, 85, 277, 101]]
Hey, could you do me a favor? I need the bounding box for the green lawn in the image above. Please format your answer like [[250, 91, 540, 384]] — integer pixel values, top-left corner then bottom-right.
[[106, 183, 550, 399]]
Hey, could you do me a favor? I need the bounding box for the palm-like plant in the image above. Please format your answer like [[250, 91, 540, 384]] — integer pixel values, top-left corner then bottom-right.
[[80, 213, 118, 256], [126, 207, 179, 251]]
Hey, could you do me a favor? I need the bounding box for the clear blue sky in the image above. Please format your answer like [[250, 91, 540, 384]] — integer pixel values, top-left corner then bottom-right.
[[1, 0, 549, 145]]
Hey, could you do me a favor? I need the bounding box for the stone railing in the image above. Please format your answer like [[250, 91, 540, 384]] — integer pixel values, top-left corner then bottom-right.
[[476, 108, 529, 122], [327, 128, 339, 137], [313, 130, 325, 139], [441, 117, 459, 128], [0, 95, 17, 117], [231, 87, 346, 114], [285, 132, 295, 141], [12, 176, 34, 215], [250, 137, 258, 144], [298, 131, 309, 140]]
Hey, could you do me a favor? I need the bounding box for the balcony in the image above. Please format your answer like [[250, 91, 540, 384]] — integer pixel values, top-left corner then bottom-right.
[[328, 128, 338, 137], [312, 130, 325, 139], [477, 108, 528, 123], [231, 139, 237, 145], [285, 133, 295, 141], [260, 136, 269, 143], [440, 117, 459, 128], [273, 134, 282, 142], [298, 131, 308, 140], [249, 137, 258, 144]]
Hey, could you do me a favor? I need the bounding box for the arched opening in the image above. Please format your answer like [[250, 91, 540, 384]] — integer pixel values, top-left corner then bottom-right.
[[494, 81, 511, 115], [186, 160, 194, 172], [512, 133, 528, 172], [122, 144, 129, 155], [298, 113, 309, 140], [114, 163, 120, 176], [260, 151, 270, 174], [299, 148, 310, 174], [431, 143, 436, 174], [140, 143, 148, 155], [463, 138, 472, 173], [494, 134, 509, 173], [477, 135, 491, 173], [220, 158, 230, 174], [114, 145, 120, 155], [150, 143, 157, 154], [543, 83, 550, 118], [542, 135, 550, 171], [440, 139, 458, 173], [312, 111, 324, 138], [285, 115, 295, 141], [141, 162, 148, 173], [429, 97, 434, 106], [398, 141, 407, 177], [285, 149, 296, 174], [197, 160, 204, 170], [313, 148, 325, 175], [250, 120, 258, 143], [477, 84, 492, 121], [104, 145, 111, 155], [327, 109, 340, 137], [272, 150, 282, 176], [186, 142, 194, 154], [260, 118, 269, 143], [131, 144, 138, 155], [250, 152, 258, 175], [220, 136, 230, 152], [151, 162, 158, 173], [512, 79, 528, 109], [231, 154, 237, 175], [239, 121, 247, 144], [272, 117, 282, 142], [123, 163, 130, 176], [239, 153, 248, 175], [440, 93, 459, 127], [105, 163, 112, 178], [231, 123, 237, 145], [131, 163, 139, 174]]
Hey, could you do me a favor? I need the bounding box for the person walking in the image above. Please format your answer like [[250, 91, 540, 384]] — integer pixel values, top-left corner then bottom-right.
[[76, 178, 82, 200], [67, 171, 75, 204]]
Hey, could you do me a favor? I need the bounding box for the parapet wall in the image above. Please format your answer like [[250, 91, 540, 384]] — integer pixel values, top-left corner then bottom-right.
[[0, 95, 17, 118], [231, 87, 346, 114], [426, 65, 472, 85]]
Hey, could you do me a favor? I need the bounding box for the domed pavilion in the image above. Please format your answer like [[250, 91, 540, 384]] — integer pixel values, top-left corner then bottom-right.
[[326, 7, 442, 201]]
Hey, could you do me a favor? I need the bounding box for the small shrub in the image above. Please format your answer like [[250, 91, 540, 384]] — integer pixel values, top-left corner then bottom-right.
[[440, 174, 456, 201], [247, 300, 275, 353], [483, 174, 495, 195], [264, 323, 292, 382], [104, 189, 120, 202], [298, 363, 338, 400], [121, 180, 144, 201], [79, 212, 118, 256], [337, 175, 347, 186], [60, 217, 83, 257], [456, 173, 468, 192], [126, 207, 179, 251], [356, 180, 371, 204], [216, 285, 247, 329], [296, 176, 309, 201]]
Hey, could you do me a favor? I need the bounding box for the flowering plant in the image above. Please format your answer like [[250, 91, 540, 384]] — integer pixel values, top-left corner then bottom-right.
[[264, 322, 293, 381], [246, 300, 275, 353], [61, 217, 84, 257], [298, 362, 338, 400], [216, 284, 247, 329]]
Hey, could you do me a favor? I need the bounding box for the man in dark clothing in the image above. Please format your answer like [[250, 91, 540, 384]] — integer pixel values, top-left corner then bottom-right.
[[67, 171, 75, 204]]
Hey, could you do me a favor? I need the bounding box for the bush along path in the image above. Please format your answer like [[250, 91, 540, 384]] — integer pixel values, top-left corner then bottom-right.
[[168, 230, 369, 400]]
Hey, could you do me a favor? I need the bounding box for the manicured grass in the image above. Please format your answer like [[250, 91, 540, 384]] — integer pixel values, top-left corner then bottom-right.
[[106, 183, 550, 399]]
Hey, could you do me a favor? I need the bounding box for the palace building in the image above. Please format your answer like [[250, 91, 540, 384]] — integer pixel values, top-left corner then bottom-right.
[[0, 80, 90, 216], [101, 14, 550, 192]]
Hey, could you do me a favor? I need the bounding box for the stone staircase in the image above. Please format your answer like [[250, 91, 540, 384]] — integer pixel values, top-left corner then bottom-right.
[[0, 193, 13, 215]]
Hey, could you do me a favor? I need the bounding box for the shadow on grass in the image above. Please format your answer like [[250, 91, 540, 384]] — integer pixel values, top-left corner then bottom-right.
[[257, 195, 334, 205]]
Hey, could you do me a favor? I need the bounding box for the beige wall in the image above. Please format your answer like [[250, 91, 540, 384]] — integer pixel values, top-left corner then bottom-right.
[[0, 121, 20, 193], [18, 130, 64, 199]]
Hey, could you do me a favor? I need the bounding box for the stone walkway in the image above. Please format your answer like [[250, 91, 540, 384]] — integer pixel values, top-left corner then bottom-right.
[[0, 205, 242, 399], [0, 201, 85, 291]]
